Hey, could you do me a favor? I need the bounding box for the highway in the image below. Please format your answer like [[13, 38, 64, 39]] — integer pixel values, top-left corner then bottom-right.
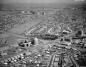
[[47, 51, 62, 67], [47, 53, 56, 67]]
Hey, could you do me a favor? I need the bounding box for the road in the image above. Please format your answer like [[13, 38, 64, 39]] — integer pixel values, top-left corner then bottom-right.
[[47, 53, 56, 67], [47, 51, 61, 67]]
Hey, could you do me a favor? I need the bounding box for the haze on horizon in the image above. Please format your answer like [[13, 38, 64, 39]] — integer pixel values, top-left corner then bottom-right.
[[1, 0, 76, 4], [0, 0, 85, 10]]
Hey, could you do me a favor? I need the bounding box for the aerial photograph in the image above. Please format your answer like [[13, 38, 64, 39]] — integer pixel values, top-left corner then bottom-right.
[[0, 0, 86, 67]]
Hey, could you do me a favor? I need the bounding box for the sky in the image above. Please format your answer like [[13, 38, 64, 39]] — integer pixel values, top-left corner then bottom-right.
[[1, 0, 76, 4]]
